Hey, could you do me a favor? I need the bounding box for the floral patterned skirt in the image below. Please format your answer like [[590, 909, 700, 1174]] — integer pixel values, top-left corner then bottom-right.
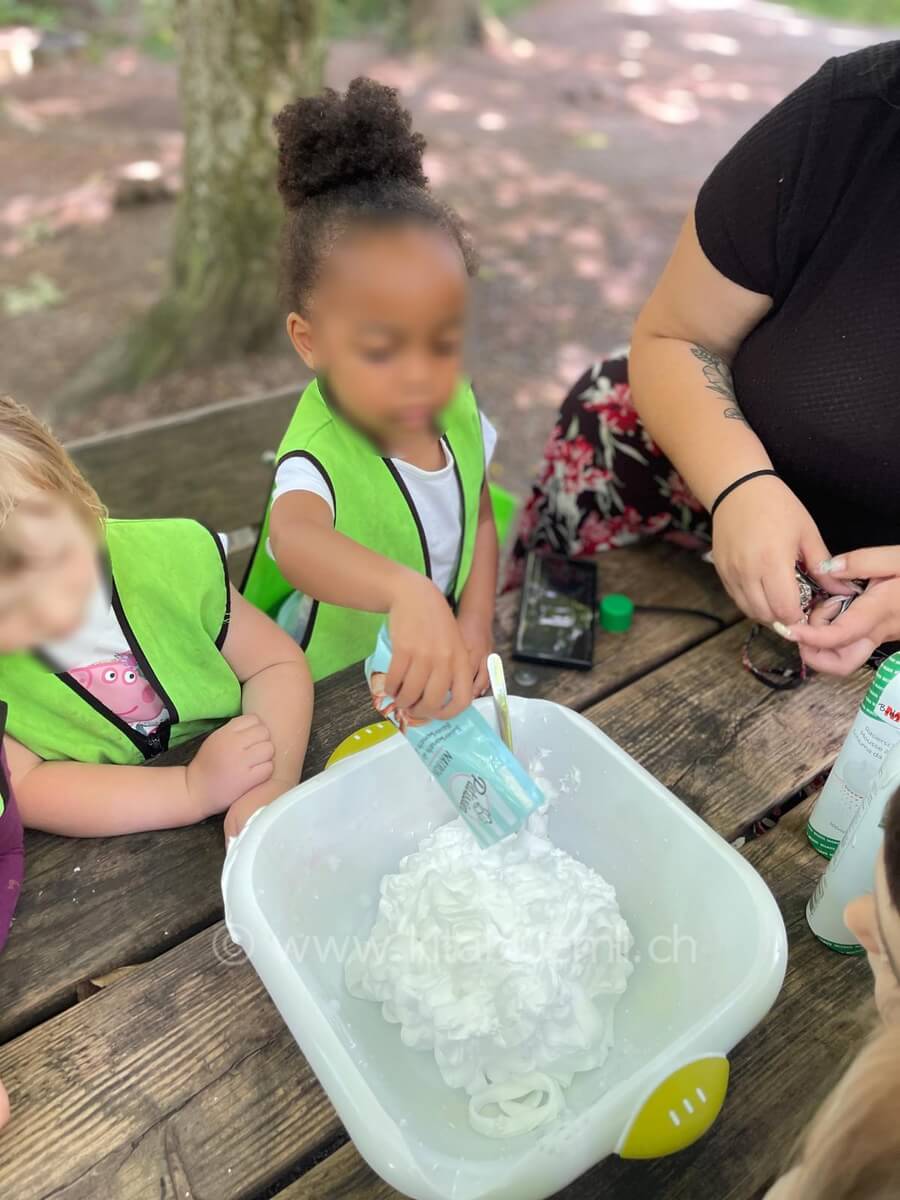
[[504, 355, 711, 590]]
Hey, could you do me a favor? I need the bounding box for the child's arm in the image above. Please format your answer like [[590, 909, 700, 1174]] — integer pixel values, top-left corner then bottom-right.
[[8, 588, 310, 839], [218, 587, 313, 839], [270, 491, 473, 720], [7, 713, 274, 837], [456, 483, 499, 696]]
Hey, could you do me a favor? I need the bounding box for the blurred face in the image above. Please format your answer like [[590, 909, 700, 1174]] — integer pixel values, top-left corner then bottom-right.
[[845, 850, 900, 1024], [0, 500, 100, 652], [287, 222, 468, 445]]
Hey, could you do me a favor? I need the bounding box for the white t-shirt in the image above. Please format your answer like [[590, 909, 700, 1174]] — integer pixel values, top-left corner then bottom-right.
[[41, 580, 169, 735], [269, 412, 498, 597]]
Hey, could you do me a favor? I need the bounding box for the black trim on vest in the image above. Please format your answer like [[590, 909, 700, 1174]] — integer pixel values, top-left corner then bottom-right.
[[240, 500, 273, 595], [110, 578, 177, 753], [53, 669, 155, 759], [276, 450, 337, 512], [199, 522, 232, 650], [299, 599, 320, 652], [382, 458, 432, 580], [239, 447, 338, 609], [31, 553, 171, 760], [0, 699, 9, 802], [442, 433, 467, 602]]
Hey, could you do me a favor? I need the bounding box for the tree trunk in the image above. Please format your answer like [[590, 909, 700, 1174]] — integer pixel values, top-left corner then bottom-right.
[[64, 0, 327, 403], [399, 0, 483, 50]]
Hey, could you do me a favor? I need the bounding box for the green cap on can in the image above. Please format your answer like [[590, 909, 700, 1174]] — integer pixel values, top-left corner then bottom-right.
[[600, 593, 634, 633]]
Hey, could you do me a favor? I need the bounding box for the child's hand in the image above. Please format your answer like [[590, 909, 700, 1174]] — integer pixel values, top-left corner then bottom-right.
[[784, 546, 900, 676], [223, 778, 286, 843], [186, 714, 275, 820], [387, 573, 473, 721], [457, 610, 493, 697]]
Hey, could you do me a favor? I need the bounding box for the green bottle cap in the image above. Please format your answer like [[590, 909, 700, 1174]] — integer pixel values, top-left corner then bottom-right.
[[600, 593, 634, 633]]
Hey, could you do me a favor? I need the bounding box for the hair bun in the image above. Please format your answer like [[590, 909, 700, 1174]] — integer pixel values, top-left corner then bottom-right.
[[274, 77, 428, 207]]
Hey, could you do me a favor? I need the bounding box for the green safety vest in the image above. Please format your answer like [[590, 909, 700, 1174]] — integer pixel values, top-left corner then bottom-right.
[[0, 519, 242, 765], [242, 377, 485, 681]]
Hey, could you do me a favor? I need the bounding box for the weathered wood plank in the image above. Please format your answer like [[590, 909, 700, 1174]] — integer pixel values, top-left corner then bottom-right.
[[0, 545, 737, 1041], [268, 804, 873, 1200], [68, 388, 298, 530], [584, 621, 863, 842], [0, 823, 223, 1043], [0, 927, 341, 1200], [273, 1142, 393, 1200]]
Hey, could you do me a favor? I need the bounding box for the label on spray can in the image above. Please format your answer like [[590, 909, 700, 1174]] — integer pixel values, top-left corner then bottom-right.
[[807, 740, 900, 952], [807, 654, 900, 857]]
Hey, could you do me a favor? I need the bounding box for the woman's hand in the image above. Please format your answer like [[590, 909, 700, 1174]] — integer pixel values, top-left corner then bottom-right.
[[711, 475, 849, 626], [457, 609, 493, 698], [387, 572, 474, 721], [784, 546, 900, 675]]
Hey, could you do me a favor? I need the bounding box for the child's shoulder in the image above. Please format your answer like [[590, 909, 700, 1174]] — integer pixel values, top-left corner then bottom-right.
[[280, 380, 334, 451], [105, 515, 211, 539], [104, 517, 224, 559]]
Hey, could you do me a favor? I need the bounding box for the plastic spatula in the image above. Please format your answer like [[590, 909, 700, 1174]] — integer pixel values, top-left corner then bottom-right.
[[487, 653, 514, 753]]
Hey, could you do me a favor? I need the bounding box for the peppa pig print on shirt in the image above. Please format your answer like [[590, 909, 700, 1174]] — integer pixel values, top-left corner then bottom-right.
[[70, 652, 168, 735]]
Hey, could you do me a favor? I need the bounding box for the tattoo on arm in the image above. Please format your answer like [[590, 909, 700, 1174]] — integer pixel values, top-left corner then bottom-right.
[[690, 344, 747, 424]]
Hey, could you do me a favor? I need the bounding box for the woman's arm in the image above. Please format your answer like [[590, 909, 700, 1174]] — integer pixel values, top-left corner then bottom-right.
[[456, 483, 499, 695], [270, 491, 472, 719], [219, 587, 313, 838], [631, 214, 842, 626], [630, 214, 773, 505]]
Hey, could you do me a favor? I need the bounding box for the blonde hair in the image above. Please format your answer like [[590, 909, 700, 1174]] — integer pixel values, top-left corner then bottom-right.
[[788, 1021, 900, 1198], [0, 395, 105, 572]]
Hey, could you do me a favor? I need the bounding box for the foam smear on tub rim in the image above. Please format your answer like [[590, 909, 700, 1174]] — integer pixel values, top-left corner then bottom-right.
[[345, 806, 633, 1138]]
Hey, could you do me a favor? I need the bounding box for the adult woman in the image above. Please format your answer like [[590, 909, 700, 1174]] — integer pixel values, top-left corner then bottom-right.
[[510, 42, 900, 674], [765, 784, 900, 1198]]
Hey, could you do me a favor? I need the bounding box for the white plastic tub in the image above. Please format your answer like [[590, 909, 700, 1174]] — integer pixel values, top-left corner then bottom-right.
[[223, 698, 787, 1200]]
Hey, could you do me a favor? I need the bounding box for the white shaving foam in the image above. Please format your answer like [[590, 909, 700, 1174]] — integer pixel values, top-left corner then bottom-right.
[[346, 810, 633, 1137]]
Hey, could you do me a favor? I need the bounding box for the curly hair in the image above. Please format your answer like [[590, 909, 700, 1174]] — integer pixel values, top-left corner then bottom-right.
[[273, 77, 477, 312]]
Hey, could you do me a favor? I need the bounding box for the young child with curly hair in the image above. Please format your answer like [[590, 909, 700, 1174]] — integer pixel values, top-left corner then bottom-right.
[[242, 78, 499, 719]]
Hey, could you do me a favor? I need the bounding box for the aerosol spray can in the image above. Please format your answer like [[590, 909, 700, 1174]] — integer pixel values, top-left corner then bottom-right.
[[807, 739, 900, 953], [807, 652, 900, 858]]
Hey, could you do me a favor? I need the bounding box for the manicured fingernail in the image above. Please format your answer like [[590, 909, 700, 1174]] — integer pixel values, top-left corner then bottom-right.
[[819, 557, 846, 574], [773, 621, 794, 640]]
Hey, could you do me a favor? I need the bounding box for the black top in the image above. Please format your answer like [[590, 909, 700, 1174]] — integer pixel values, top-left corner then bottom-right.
[[695, 42, 900, 554]]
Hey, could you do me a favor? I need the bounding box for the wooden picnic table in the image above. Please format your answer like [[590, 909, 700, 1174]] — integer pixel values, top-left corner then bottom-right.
[[0, 391, 875, 1199]]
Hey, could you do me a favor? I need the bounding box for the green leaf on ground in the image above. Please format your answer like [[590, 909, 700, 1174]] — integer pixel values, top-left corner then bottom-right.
[[573, 131, 610, 150], [2, 272, 64, 316]]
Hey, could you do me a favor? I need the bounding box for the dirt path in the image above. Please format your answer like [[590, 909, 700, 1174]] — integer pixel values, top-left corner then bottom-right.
[[0, 0, 892, 488]]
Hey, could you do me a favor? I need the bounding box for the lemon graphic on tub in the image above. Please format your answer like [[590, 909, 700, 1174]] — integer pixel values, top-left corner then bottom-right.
[[618, 1056, 730, 1158]]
